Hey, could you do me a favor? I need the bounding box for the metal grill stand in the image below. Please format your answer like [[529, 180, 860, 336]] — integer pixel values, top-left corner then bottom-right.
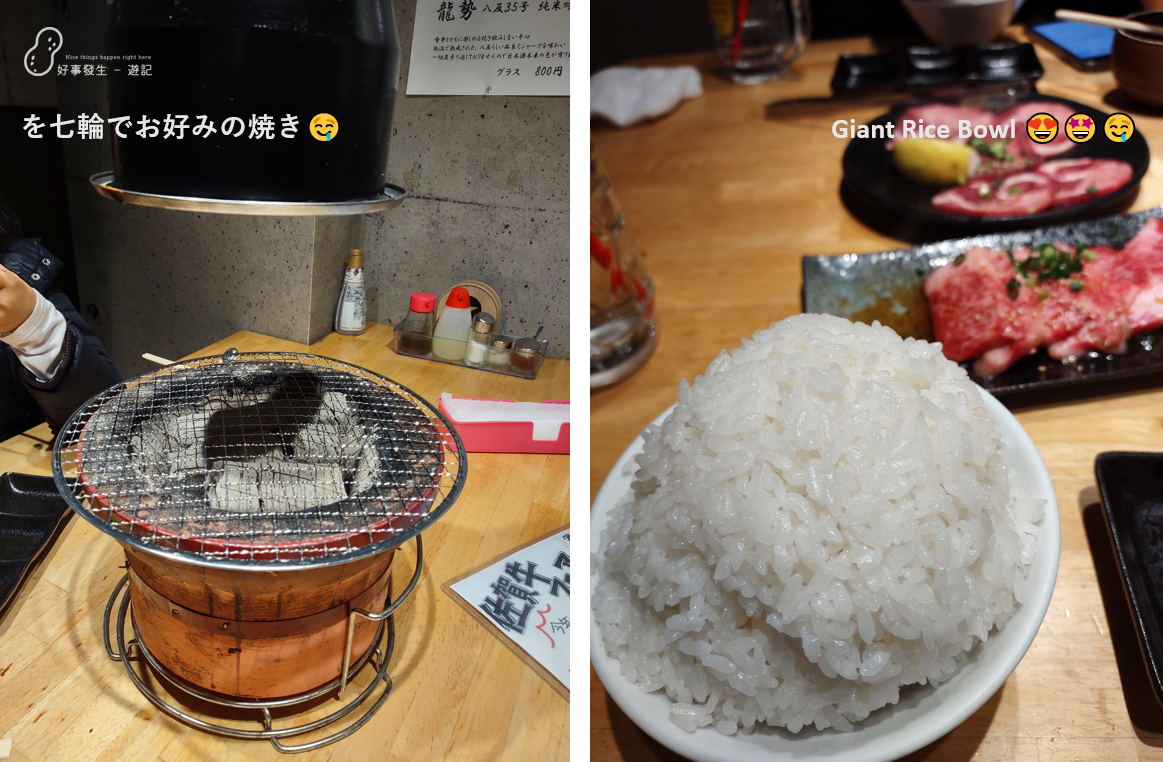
[[62, 352, 458, 565], [57, 352, 466, 752], [101, 536, 424, 754]]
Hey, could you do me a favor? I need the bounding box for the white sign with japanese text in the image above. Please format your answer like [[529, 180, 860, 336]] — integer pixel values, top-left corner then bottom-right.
[[407, 0, 569, 96], [449, 529, 569, 689]]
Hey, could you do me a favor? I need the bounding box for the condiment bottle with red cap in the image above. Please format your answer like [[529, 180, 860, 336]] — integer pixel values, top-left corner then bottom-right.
[[399, 291, 436, 356], [432, 287, 473, 361]]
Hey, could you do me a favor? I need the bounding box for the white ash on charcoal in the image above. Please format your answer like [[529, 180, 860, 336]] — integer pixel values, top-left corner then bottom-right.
[[77, 364, 442, 545]]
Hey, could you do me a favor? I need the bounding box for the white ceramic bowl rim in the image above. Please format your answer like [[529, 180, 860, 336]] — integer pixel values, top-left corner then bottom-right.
[[590, 388, 1061, 762]]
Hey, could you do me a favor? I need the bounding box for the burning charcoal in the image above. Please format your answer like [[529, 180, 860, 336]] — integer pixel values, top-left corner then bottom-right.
[[68, 355, 450, 560], [202, 372, 325, 465]]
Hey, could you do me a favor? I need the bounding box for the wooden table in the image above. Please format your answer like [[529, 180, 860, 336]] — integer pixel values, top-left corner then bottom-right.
[[0, 322, 569, 762], [591, 30, 1163, 762]]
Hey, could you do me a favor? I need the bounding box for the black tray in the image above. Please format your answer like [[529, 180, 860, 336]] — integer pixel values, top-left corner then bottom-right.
[[841, 93, 1151, 236], [1095, 452, 1163, 709], [830, 42, 1044, 96], [802, 206, 1163, 406], [0, 472, 71, 616]]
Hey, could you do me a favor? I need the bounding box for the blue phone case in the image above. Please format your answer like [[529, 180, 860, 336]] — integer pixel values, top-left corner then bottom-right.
[[1030, 20, 1115, 61]]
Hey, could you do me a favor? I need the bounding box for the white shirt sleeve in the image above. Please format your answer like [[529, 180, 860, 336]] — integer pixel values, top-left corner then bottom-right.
[[0, 291, 68, 382]]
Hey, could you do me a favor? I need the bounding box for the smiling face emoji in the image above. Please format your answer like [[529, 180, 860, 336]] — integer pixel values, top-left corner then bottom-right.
[[1026, 113, 1058, 144], [310, 113, 338, 142], [1105, 113, 1135, 143], [1065, 113, 1095, 143]]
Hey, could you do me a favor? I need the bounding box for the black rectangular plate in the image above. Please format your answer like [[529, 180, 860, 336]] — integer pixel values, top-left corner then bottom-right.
[[962, 43, 1044, 83], [1095, 452, 1163, 709], [830, 43, 1044, 96], [802, 206, 1163, 405], [830, 52, 901, 95], [904, 47, 968, 86], [0, 472, 71, 616]]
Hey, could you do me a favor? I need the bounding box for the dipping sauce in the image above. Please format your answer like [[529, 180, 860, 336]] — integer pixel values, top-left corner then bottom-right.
[[512, 338, 541, 375], [398, 332, 433, 356]]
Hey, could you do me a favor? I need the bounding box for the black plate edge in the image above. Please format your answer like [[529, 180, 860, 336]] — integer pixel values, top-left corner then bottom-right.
[[802, 205, 1163, 404], [841, 172, 1142, 235], [831, 43, 1045, 96], [984, 367, 1163, 406], [1094, 452, 1163, 709], [981, 352, 1163, 400], [0, 472, 73, 617], [0, 472, 74, 517]]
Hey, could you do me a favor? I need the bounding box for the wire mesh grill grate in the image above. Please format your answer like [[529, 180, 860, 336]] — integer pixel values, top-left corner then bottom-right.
[[53, 352, 465, 567]]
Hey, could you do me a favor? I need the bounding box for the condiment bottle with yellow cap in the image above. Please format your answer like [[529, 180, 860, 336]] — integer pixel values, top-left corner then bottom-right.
[[335, 248, 367, 336]]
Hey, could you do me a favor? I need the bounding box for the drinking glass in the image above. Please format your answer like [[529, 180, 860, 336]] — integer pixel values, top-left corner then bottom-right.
[[707, 0, 811, 84], [590, 143, 658, 390]]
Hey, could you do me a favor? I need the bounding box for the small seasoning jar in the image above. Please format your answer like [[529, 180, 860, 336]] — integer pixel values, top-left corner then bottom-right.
[[487, 337, 512, 367], [511, 337, 541, 375], [464, 313, 495, 367]]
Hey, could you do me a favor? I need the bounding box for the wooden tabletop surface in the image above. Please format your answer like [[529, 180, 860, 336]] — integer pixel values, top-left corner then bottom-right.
[[591, 30, 1163, 762], [0, 322, 569, 762]]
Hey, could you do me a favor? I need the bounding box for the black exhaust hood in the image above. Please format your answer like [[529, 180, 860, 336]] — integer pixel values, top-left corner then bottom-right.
[[96, 0, 405, 214]]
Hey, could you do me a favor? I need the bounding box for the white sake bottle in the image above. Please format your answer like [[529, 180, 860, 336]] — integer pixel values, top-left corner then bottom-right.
[[334, 248, 367, 335]]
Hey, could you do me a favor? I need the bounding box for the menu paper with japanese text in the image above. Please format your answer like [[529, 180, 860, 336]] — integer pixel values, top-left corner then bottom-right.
[[445, 528, 569, 696], [407, 0, 569, 96]]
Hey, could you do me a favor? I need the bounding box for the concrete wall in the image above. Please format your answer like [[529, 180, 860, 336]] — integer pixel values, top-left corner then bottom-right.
[[367, 0, 570, 351], [0, 0, 568, 377]]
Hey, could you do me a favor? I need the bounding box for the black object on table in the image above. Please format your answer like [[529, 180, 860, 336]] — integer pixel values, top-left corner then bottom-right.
[[766, 41, 1047, 119], [0, 472, 72, 616], [839, 93, 1150, 237], [830, 42, 1045, 97], [1095, 452, 1163, 710]]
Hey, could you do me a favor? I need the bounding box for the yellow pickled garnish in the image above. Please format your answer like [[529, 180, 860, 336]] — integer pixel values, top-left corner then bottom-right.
[[893, 138, 976, 187]]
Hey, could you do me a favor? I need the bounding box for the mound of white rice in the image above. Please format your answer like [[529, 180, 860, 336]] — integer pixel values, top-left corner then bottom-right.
[[593, 314, 1042, 735]]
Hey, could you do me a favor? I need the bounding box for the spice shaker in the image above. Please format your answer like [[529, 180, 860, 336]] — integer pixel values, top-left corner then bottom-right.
[[487, 337, 512, 367], [464, 313, 495, 367], [399, 292, 436, 356]]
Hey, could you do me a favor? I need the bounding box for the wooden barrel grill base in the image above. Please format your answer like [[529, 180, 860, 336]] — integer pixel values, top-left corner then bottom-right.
[[126, 564, 391, 699], [104, 574, 395, 753], [100, 535, 426, 753]]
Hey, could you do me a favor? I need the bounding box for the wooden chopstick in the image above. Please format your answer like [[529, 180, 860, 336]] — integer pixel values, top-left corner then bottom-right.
[[1055, 9, 1163, 37]]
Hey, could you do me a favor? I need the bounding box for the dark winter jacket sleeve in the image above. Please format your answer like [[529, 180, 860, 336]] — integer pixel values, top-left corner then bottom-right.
[[1, 238, 122, 436]]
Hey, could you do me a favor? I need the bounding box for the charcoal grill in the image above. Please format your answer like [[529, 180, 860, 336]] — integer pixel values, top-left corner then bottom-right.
[[52, 350, 465, 752]]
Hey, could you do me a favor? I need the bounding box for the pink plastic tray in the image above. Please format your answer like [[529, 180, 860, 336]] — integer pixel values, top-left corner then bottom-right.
[[438, 396, 569, 454]]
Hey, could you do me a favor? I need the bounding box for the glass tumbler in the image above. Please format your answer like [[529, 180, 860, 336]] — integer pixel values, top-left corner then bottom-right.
[[590, 142, 658, 390], [707, 0, 811, 84]]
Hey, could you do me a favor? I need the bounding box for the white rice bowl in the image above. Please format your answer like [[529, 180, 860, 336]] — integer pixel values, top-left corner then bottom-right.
[[592, 314, 1043, 735]]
